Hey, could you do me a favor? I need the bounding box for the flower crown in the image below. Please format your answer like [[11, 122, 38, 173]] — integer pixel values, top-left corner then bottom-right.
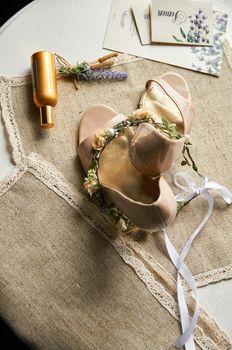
[[83, 108, 198, 234]]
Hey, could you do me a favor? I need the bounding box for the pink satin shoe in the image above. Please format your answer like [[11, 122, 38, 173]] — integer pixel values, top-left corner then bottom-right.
[[78, 104, 177, 231], [131, 72, 195, 177]]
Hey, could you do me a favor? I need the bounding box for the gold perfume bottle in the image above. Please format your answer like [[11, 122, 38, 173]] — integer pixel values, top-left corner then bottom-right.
[[31, 51, 58, 128]]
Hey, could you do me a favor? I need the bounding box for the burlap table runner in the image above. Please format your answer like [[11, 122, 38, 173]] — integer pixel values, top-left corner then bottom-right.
[[0, 46, 232, 349]]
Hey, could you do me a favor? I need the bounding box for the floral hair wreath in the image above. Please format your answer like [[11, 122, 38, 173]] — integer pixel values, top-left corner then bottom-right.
[[83, 108, 199, 235], [82, 110, 232, 350]]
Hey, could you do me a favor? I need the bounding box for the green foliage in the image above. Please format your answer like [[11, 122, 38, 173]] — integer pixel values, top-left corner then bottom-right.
[[180, 27, 186, 39], [155, 118, 183, 139], [59, 61, 91, 80], [181, 143, 200, 175], [173, 35, 183, 42]]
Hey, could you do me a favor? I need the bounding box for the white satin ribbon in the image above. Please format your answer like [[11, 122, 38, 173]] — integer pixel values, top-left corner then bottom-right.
[[163, 171, 232, 350]]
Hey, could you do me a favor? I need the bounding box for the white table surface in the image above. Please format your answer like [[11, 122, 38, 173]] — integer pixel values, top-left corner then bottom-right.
[[0, 0, 231, 342]]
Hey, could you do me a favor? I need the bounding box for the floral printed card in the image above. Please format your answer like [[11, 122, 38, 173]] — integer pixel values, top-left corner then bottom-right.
[[103, 0, 228, 76], [151, 0, 213, 46]]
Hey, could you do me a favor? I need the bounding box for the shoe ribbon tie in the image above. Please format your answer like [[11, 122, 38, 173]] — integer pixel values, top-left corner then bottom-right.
[[163, 171, 232, 350]]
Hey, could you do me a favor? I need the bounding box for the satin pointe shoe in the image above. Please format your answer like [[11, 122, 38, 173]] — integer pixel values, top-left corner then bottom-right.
[[77, 104, 177, 231], [130, 72, 195, 177]]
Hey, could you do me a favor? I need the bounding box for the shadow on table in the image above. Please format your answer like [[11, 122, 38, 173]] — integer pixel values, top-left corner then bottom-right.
[[0, 317, 31, 349], [0, 0, 33, 28]]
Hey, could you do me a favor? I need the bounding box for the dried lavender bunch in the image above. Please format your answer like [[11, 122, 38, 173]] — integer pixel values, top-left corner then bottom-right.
[[57, 55, 128, 84]]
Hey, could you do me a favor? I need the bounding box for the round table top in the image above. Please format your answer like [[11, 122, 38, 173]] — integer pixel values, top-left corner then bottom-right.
[[0, 0, 232, 343]]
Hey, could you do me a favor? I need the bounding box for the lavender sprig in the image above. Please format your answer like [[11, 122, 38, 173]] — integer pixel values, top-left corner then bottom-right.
[[55, 52, 128, 89], [58, 61, 127, 81], [87, 69, 127, 80]]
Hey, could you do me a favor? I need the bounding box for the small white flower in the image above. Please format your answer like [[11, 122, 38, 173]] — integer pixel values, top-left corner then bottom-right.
[[116, 218, 128, 232], [105, 128, 115, 138]]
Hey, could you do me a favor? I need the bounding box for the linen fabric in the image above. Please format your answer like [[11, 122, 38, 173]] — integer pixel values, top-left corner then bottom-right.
[[0, 51, 232, 349]]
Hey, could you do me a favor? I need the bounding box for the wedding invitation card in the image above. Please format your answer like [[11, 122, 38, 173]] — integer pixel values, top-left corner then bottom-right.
[[103, 0, 228, 76], [151, 0, 213, 46], [132, 2, 151, 45]]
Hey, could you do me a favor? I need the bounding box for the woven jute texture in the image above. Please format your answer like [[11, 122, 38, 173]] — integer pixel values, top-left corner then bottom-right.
[[9, 55, 232, 277], [0, 52, 232, 349], [0, 172, 188, 350], [0, 167, 228, 350]]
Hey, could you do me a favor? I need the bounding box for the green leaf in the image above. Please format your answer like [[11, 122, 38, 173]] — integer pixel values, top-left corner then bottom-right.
[[192, 164, 198, 172], [183, 157, 191, 166], [173, 35, 183, 43], [162, 118, 169, 129], [180, 27, 186, 39]]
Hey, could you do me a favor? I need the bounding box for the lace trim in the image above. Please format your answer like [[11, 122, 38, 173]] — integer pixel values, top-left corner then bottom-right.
[[0, 162, 28, 197], [126, 240, 232, 350], [0, 76, 25, 163], [27, 153, 118, 241], [8, 75, 32, 86], [195, 264, 232, 287], [224, 39, 232, 70], [25, 152, 231, 350]]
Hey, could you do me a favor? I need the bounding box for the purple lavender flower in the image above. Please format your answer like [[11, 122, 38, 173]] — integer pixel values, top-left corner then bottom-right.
[[186, 9, 210, 44], [190, 11, 227, 76], [174, 9, 211, 45], [214, 12, 228, 32], [88, 69, 128, 81]]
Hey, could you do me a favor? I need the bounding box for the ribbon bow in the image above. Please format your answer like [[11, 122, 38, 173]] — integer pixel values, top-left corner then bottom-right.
[[174, 171, 232, 205], [163, 171, 232, 350]]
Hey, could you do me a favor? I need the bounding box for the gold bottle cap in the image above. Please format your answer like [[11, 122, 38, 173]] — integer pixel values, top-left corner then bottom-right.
[[39, 105, 54, 128]]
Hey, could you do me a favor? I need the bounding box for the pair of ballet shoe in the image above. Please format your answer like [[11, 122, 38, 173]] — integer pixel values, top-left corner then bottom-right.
[[77, 73, 195, 231]]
